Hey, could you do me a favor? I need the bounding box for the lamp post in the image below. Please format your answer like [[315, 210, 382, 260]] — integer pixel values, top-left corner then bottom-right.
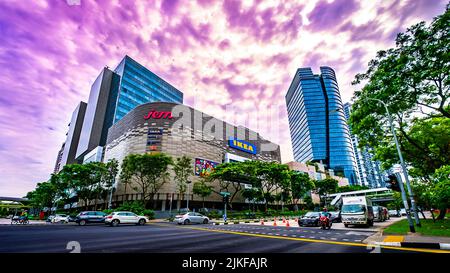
[[186, 180, 191, 211], [365, 98, 420, 230], [108, 176, 115, 210]]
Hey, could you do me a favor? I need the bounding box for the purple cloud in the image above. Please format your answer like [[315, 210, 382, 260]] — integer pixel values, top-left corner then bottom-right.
[[307, 0, 359, 31], [0, 0, 445, 197]]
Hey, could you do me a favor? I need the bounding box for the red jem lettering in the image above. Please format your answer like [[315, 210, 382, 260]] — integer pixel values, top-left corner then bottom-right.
[[144, 110, 173, 120]]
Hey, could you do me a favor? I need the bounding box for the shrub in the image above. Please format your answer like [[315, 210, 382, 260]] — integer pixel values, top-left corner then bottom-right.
[[143, 209, 155, 219], [102, 209, 114, 215], [115, 201, 145, 215]]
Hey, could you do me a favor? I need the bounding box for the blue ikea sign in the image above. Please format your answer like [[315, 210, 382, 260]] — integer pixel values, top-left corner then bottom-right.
[[228, 139, 257, 155]]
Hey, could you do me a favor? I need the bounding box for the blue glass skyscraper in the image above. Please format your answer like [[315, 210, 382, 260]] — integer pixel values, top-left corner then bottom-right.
[[75, 55, 183, 161], [113, 55, 183, 123], [285, 67, 359, 185]]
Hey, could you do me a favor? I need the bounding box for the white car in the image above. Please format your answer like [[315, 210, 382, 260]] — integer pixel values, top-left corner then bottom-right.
[[175, 212, 209, 225], [52, 214, 69, 223], [105, 211, 148, 227]]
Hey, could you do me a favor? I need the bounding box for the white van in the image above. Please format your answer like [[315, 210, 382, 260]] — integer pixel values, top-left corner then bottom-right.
[[341, 196, 374, 227]]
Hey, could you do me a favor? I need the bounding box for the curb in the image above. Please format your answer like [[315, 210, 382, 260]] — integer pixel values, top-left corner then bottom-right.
[[372, 241, 450, 250]]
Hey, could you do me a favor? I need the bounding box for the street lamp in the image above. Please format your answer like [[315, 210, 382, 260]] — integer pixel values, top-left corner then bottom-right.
[[108, 176, 116, 210], [364, 97, 421, 231], [186, 180, 191, 211]]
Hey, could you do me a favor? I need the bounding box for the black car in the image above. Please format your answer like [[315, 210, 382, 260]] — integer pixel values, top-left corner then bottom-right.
[[75, 211, 107, 226], [329, 211, 341, 223], [298, 212, 321, 227]]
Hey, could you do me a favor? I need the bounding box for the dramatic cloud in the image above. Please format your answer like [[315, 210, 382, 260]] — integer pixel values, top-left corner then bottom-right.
[[0, 0, 447, 196]]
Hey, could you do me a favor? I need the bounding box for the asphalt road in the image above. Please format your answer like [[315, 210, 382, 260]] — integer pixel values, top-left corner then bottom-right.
[[0, 222, 426, 253]]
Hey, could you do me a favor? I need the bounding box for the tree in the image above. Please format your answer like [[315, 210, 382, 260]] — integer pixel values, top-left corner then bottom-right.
[[173, 156, 193, 203], [290, 171, 315, 206], [314, 178, 338, 206], [431, 165, 450, 220], [349, 5, 449, 175], [255, 161, 291, 211], [206, 160, 260, 209], [192, 180, 213, 209], [375, 115, 450, 179], [26, 181, 57, 212], [104, 159, 119, 209], [120, 153, 173, 208], [119, 155, 134, 197]]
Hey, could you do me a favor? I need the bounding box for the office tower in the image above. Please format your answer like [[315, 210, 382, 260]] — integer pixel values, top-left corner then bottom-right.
[[74, 55, 184, 161], [343, 102, 387, 188], [59, 101, 88, 167], [285, 66, 359, 185]]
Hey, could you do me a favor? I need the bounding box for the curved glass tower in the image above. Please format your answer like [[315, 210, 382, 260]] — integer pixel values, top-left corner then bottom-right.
[[285, 66, 359, 185]]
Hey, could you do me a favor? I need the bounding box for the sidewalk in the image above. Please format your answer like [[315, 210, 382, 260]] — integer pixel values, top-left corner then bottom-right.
[[0, 218, 48, 225]]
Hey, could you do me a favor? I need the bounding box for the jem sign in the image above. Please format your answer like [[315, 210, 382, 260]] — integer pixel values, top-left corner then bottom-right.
[[144, 110, 173, 120]]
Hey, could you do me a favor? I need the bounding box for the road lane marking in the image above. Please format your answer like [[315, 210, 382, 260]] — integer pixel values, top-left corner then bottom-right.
[[148, 223, 450, 253]]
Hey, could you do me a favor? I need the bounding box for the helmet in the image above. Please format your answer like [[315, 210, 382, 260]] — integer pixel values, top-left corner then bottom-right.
[[323, 207, 328, 212]]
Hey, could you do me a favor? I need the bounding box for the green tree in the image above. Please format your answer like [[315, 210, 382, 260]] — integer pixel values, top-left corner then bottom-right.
[[290, 171, 315, 206], [104, 159, 119, 209], [255, 161, 291, 211], [206, 160, 260, 209], [314, 178, 339, 206], [431, 165, 450, 220], [120, 153, 173, 208], [349, 5, 449, 176], [192, 179, 213, 209], [173, 156, 193, 203]]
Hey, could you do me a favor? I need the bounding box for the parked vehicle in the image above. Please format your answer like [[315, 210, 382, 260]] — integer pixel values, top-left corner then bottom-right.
[[329, 211, 341, 223], [400, 208, 407, 216], [388, 209, 401, 217], [175, 212, 209, 225], [372, 206, 384, 222], [75, 211, 107, 226], [46, 215, 55, 222], [105, 211, 148, 227], [298, 212, 321, 227], [52, 214, 69, 223], [319, 213, 332, 230], [341, 196, 374, 227]]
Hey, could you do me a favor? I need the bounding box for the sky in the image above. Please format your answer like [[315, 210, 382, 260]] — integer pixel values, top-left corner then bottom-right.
[[0, 0, 447, 197]]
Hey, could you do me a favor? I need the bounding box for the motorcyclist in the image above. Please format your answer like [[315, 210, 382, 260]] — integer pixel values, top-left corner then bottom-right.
[[321, 207, 331, 218]]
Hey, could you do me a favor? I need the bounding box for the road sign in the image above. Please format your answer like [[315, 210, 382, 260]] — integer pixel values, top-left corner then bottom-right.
[[220, 191, 230, 197], [223, 214, 227, 222]]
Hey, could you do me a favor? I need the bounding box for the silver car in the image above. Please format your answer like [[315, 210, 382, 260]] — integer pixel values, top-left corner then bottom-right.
[[175, 212, 209, 225]]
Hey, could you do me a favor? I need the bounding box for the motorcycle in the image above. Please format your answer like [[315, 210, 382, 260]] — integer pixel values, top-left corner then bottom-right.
[[319, 214, 332, 230]]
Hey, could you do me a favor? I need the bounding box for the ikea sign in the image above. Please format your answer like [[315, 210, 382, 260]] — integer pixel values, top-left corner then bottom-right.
[[228, 139, 257, 155]]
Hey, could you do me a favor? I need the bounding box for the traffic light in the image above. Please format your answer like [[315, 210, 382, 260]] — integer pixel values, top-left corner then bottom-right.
[[386, 174, 401, 192], [223, 195, 229, 204]]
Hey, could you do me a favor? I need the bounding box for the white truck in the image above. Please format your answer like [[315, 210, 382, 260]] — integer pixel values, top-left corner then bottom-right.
[[341, 196, 374, 227]]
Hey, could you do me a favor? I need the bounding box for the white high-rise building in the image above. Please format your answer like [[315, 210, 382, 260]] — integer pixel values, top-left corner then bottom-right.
[[343, 102, 387, 188]]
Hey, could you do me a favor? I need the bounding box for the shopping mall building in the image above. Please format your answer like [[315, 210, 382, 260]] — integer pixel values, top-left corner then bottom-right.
[[103, 102, 281, 210], [54, 55, 280, 210]]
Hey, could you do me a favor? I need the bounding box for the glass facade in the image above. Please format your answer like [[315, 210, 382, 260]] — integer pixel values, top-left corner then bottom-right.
[[343, 102, 387, 188], [286, 67, 359, 185], [113, 56, 183, 123]]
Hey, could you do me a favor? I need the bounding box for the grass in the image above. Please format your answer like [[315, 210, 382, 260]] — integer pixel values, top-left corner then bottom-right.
[[383, 219, 450, 237]]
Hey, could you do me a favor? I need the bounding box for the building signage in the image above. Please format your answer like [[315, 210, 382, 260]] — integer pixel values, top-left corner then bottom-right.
[[148, 128, 163, 134], [228, 139, 257, 155], [195, 158, 219, 177], [147, 135, 161, 139], [144, 110, 173, 120]]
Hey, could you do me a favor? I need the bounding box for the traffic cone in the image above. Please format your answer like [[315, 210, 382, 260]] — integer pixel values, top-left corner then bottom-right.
[[282, 217, 286, 223], [273, 218, 277, 226], [261, 218, 264, 225], [286, 220, 290, 227]]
